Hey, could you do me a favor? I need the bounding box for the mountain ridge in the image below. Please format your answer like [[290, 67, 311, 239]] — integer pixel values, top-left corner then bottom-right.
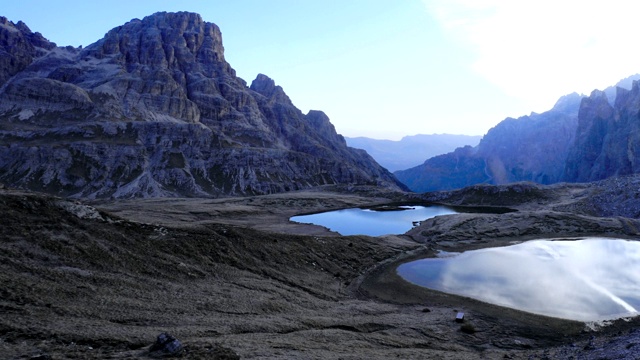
[[0, 12, 406, 198], [345, 134, 481, 172], [564, 81, 640, 182], [395, 74, 640, 192]]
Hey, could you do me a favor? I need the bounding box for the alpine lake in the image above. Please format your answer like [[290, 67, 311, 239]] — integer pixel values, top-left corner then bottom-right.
[[290, 204, 457, 236], [291, 206, 640, 322], [399, 237, 640, 322]]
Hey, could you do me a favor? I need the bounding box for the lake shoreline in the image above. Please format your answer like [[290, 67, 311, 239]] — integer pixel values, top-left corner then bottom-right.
[[290, 204, 457, 236], [396, 237, 640, 322], [356, 235, 640, 348], [5, 181, 640, 358]]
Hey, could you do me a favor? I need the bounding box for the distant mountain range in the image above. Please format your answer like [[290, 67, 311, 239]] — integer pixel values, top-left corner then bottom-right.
[[0, 12, 406, 198], [395, 75, 640, 192], [345, 134, 482, 172], [4, 11, 640, 198]]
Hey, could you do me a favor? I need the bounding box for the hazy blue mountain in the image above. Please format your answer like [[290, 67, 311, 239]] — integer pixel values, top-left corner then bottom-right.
[[565, 80, 640, 182], [604, 74, 640, 104], [345, 134, 482, 172], [395, 74, 640, 193]]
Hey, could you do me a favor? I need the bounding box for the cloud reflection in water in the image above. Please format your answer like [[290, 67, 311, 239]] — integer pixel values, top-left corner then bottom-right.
[[397, 238, 640, 321]]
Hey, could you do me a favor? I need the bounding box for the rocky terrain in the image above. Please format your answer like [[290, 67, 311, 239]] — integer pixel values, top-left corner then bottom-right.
[[0, 13, 404, 198], [3, 9, 640, 360], [564, 82, 640, 182], [395, 75, 640, 192], [3, 175, 640, 359], [345, 134, 482, 172], [395, 93, 583, 192]]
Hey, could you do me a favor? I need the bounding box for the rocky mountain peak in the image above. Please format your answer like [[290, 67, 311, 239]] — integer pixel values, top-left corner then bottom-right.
[[0, 16, 54, 49], [305, 110, 345, 146], [579, 89, 613, 121], [0, 16, 55, 87], [564, 81, 640, 182], [0, 13, 405, 198], [13, 20, 31, 34], [84, 11, 230, 76], [551, 92, 584, 115], [602, 74, 640, 105], [613, 80, 640, 113], [250, 73, 291, 103]]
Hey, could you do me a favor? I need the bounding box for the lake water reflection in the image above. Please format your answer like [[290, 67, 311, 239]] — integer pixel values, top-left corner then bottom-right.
[[290, 205, 456, 236], [397, 238, 640, 322]]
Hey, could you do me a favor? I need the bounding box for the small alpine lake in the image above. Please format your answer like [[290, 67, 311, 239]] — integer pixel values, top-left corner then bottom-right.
[[290, 204, 457, 236], [397, 237, 640, 322]]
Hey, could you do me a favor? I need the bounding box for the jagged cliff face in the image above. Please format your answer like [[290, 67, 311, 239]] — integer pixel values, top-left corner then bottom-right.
[[0, 12, 404, 198], [475, 92, 581, 185], [0, 16, 56, 85], [395, 93, 583, 192], [396, 74, 640, 193], [564, 84, 640, 182]]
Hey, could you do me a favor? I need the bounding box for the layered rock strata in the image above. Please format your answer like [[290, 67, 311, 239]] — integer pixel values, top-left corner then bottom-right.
[[395, 93, 583, 192], [0, 12, 405, 198], [396, 75, 640, 192]]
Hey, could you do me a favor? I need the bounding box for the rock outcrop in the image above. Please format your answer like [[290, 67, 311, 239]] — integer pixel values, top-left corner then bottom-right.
[[395, 93, 583, 192], [0, 16, 55, 87], [564, 83, 640, 182], [0, 12, 405, 198], [396, 75, 640, 193]]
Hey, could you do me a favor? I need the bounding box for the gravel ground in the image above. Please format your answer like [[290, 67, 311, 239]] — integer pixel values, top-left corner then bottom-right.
[[2, 177, 640, 359]]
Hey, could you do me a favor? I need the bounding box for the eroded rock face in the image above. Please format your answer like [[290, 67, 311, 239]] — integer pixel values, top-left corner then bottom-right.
[[396, 75, 640, 192], [0, 16, 55, 87], [564, 83, 640, 182], [0, 12, 405, 198], [395, 93, 583, 192]]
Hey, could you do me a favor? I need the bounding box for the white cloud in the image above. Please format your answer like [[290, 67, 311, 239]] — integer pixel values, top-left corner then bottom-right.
[[400, 238, 640, 321], [424, 0, 640, 112]]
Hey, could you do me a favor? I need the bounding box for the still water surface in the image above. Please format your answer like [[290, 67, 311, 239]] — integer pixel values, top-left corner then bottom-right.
[[290, 205, 456, 236], [397, 238, 640, 321]]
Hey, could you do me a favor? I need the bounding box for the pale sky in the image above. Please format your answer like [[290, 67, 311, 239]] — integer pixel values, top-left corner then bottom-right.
[[3, 0, 640, 139]]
